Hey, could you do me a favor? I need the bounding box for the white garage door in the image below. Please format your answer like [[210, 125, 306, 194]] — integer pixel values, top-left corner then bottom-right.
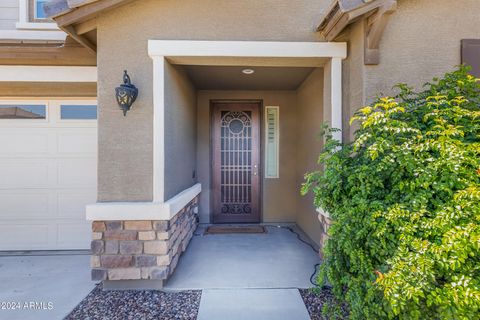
[[0, 99, 97, 250]]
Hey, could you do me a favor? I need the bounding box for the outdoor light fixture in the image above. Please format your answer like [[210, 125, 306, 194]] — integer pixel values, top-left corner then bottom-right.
[[115, 70, 138, 116], [242, 68, 255, 75]]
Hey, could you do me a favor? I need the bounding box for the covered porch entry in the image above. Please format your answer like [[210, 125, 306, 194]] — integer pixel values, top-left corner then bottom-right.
[[149, 40, 346, 247], [86, 40, 346, 289]]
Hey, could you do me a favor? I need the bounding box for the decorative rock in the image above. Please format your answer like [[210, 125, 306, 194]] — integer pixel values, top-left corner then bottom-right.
[[105, 241, 119, 254], [153, 221, 169, 231], [124, 221, 152, 231], [156, 231, 170, 240], [91, 268, 107, 281], [104, 230, 137, 241], [169, 255, 180, 275], [150, 267, 168, 280], [92, 221, 105, 232], [101, 255, 133, 268], [91, 255, 101, 268], [91, 240, 104, 254], [135, 255, 157, 267], [119, 241, 143, 254], [105, 221, 122, 230], [92, 232, 103, 240], [157, 254, 171, 266], [108, 268, 141, 280], [139, 231, 156, 241], [144, 241, 168, 255], [140, 267, 152, 279]]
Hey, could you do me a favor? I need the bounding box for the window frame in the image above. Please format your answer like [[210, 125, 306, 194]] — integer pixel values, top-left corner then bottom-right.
[[15, 0, 59, 30], [59, 104, 98, 121]]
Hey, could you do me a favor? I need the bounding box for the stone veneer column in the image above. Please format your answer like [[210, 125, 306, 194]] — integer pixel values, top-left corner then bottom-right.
[[318, 212, 333, 259], [90, 196, 199, 286]]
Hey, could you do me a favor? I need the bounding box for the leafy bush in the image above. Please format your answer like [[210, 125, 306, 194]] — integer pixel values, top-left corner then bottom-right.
[[302, 67, 480, 319]]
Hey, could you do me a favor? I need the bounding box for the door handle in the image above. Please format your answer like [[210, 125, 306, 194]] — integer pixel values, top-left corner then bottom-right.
[[253, 164, 258, 176]]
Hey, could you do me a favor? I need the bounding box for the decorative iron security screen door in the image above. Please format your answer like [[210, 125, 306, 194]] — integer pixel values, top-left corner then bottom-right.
[[212, 102, 260, 223]]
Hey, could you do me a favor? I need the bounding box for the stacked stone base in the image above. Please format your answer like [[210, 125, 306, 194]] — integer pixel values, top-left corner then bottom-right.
[[90, 197, 198, 285], [318, 212, 333, 259]]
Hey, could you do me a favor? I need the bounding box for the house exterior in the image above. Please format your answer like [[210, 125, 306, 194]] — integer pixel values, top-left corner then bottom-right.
[[0, 0, 479, 289]]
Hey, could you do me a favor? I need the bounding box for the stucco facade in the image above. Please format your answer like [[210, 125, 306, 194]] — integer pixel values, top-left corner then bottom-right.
[[338, 0, 480, 141], [96, 0, 331, 202]]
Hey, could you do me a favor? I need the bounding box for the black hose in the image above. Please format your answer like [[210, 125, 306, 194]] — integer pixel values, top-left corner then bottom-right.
[[264, 225, 320, 287]]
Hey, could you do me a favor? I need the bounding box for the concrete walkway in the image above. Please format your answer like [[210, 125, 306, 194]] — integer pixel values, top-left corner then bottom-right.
[[198, 289, 310, 320], [0, 254, 95, 320], [167, 224, 319, 320], [165, 225, 319, 290]]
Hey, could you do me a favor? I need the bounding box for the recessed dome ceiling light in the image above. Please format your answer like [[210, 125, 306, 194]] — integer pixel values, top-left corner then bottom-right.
[[242, 69, 255, 75]]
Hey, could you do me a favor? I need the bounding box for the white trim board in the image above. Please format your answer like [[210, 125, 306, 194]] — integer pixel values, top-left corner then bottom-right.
[[86, 183, 201, 221], [0, 66, 97, 82], [16, 22, 59, 30], [149, 40, 347, 59], [0, 30, 66, 41]]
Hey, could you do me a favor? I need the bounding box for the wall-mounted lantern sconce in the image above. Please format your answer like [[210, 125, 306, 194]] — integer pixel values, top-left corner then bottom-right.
[[115, 70, 138, 116]]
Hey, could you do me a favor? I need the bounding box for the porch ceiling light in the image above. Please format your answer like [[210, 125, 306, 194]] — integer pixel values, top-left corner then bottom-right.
[[242, 68, 255, 75], [115, 70, 138, 116]]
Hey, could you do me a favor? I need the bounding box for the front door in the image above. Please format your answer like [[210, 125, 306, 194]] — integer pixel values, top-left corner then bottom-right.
[[212, 101, 261, 223]]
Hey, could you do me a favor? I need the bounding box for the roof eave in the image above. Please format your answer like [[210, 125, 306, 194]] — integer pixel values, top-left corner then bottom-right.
[[317, 0, 387, 40], [44, 0, 135, 54]]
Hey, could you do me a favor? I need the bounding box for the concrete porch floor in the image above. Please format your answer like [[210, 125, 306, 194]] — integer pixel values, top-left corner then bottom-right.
[[165, 224, 320, 290]]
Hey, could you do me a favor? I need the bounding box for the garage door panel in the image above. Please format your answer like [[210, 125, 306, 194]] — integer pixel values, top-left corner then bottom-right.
[[58, 192, 96, 220], [0, 99, 97, 250], [0, 160, 51, 189], [57, 158, 96, 188], [0, 131, 49, 154], [0, 224, 50, 249], [56, 223, 91, 248], [58, 130, 97, 154], [0, 192, 50, 217]]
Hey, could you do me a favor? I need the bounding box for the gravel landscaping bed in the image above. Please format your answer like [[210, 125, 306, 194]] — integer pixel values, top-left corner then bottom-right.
[[65, 284, 201, 320], [299, 288, 349, 320]]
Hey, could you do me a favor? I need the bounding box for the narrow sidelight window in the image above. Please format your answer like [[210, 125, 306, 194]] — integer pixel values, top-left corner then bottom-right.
[[265, 106, 279, 178]]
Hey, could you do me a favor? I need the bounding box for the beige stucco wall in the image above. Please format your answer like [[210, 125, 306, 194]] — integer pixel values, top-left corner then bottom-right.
[[296, 68, 324, 246], [196, 90, 298, 224], [164, 63, 197, 200], [366, 0, 480, 101], [96, 0, 330, 201], [339, 20, 365, 142], [339, 0, 480, 143]]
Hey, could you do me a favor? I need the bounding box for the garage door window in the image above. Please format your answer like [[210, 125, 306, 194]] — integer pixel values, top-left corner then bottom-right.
[[60, 105, 97, 120], [0, 105, 46, 119]]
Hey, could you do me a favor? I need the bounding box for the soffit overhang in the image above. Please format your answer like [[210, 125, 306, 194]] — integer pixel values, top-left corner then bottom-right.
[[0, 36, 96, 66], [44, 0, 136, 54]]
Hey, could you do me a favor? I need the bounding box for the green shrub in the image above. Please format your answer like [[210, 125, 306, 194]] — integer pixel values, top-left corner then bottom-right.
[[302, 67, 480, 319]]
